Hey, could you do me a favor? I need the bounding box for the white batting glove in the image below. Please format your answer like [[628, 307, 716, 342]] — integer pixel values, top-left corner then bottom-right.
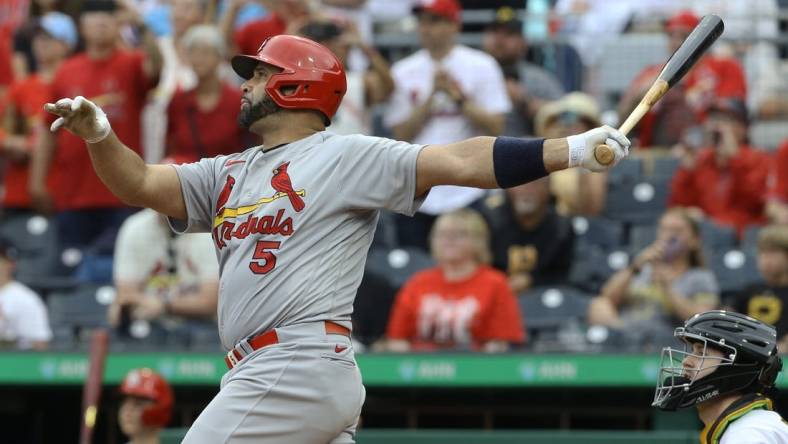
[[44, 96, 111, 144], [567, 125, 631, 173]]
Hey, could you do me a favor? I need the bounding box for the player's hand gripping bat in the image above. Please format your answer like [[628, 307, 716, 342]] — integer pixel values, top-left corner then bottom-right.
[[594, 15, 725, 165]]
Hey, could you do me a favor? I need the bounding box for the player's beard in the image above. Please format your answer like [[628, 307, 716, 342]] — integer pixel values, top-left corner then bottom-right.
[[238, 95, 281, 129]]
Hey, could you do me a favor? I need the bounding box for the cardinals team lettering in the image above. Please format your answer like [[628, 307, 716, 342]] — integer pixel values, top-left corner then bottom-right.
[[213, 209, 294, 249], [211, 162, 306, 274]]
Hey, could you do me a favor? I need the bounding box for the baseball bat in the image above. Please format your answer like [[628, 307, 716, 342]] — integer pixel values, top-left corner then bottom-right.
[[593, 15, 725, 165], [79, 329, 109, 444]]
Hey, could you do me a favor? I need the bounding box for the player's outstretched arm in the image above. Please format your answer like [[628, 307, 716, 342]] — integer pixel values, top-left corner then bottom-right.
[[44, 97, 187, 220], [415, 126, 630, 197]]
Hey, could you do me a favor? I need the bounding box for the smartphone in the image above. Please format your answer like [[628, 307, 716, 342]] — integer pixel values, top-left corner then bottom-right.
[[662, 237, 684, 262]]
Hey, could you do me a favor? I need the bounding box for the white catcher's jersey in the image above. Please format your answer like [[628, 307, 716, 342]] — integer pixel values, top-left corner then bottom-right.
[[169, 132, 425, 349], [720, 409, 788, 444]]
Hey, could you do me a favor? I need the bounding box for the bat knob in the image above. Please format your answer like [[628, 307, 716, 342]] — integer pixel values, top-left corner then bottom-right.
[[594, 144, 615, 166]]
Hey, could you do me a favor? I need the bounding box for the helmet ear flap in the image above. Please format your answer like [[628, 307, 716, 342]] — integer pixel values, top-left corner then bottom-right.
[[758, 354, 783, 388]]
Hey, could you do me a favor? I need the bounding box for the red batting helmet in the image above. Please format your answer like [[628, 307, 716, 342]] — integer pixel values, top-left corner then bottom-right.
[[119, 368, 174, 428], [231, 35, 347, 124]]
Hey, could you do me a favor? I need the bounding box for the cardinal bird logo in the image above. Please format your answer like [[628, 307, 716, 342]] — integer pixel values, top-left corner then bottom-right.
[[216, 175, 236, 216], [271, 162, 305, 212]]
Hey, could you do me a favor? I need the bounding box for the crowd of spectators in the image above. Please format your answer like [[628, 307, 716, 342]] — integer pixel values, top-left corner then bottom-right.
[[0, 0, 786, 355]]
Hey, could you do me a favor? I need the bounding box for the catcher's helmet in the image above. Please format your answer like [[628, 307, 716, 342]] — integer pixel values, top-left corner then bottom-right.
[[231, 35, 347, 124], [653, 310, 782, 411], [120, 368, 174, 427]]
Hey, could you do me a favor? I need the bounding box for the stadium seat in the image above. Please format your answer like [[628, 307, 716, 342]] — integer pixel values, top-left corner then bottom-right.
[[572, 216, 624, 251], [699, 219, 737, 254], [742, 225, 762, 256], [520, 286, 591, 331], [607, 157, 643, 185], [184, 322, 223, 352], [0, 213, 52, 255], [569, 245, 629, 293], [519, 286, 592, 352], [709, 249, 762, 294], [0, 214, 67, 286], [628, 223, 657, 254], [365, 246, 434, 290], [353, 268, 398, 345], [603, 178, 669, 225], [372, 210, 399, 249], [47, 285, 114, 347], [651, 157, 680, 181]]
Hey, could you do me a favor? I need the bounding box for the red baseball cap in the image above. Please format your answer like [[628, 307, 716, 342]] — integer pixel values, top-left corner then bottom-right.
[[665, 10, 700, 33], [413, 0, 462, 24]]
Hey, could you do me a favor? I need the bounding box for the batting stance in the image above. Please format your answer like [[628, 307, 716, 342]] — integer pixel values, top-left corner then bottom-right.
[[45, 35, 629, 443], [653, 311, 788, 443]]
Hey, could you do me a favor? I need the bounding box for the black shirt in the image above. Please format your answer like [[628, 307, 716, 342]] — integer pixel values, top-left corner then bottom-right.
[[734, 284, 788, 338], [480, 195, 574, 287]]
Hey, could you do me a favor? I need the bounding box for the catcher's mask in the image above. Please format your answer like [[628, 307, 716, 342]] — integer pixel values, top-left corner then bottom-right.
[[652, 310, 782, 411]]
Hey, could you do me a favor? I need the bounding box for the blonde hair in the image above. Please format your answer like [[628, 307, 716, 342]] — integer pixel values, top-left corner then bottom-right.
[[181, 24, 226, 57], [758, 225, 788, 252], [430, 208, 492, 265]]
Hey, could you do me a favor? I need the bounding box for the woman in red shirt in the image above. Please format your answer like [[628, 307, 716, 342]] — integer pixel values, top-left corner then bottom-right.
[[385, 208, 525, 352], [166, 25, 251, 161]]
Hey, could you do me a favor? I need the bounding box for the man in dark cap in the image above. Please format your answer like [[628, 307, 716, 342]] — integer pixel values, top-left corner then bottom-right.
[[30, 0, 162, 257], [482, 6, 564, 136], [0, 238, 52, 350]]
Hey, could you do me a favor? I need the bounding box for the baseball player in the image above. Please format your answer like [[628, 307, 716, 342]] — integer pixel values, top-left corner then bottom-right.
[[118, 368, 174, 444], [44, 35, 630, 443], [653, 310, 788, 443]]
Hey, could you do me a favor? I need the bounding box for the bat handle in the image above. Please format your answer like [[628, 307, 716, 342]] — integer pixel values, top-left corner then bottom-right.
[[592, 80, 668, 167], [594, 144, 616, 166]]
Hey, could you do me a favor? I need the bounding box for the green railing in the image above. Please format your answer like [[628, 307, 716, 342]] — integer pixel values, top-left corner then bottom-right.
[[1, 351, 786, 387], [160, 428, 699, 444]]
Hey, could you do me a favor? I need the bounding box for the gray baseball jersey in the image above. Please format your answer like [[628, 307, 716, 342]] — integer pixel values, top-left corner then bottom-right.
[[169, 131, 425, 349]]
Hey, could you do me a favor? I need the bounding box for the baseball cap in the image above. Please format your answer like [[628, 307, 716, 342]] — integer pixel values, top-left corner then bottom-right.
[[535, 92, 601, 136], [0, 238, 18, 261], [486, 7, 522, 34], [665, 10, 700, 33], [299, 21, 343, 44], [37, 12, 78, 50], [706, 98, 748, 124], [413, 0, 462, 25], [81, 0, 118, 14], [758, 225, 788, 252]]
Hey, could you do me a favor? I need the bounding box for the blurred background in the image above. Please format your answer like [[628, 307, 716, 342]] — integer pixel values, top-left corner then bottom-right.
[[0, 0, 787, 442]]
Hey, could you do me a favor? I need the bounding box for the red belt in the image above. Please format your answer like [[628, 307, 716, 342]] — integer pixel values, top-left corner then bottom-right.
[[225, 321, 351, 369]]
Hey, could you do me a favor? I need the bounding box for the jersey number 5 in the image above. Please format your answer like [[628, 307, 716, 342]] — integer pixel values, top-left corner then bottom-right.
[[249, 240, 281, 274]]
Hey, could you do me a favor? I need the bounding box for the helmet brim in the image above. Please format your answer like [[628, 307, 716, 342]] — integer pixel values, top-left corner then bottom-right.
[[231, 55, 263, 80]]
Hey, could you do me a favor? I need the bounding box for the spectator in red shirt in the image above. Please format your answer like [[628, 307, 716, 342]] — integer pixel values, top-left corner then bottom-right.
[[618, 10, 747, 148], [0, 0, 29, 89], [166, 25, 251, 161], [220, 0, 311, 56], [767, 140, 788, 225], [384, 208, 525, 352], [669, 98, 770, 233], [29, 0, 162, 252], [1, 12, 74, 214]]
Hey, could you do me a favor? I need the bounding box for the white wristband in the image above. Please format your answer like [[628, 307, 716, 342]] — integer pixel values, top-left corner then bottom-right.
[[567, 134, 586, 168], [85, 114, 111, 144]]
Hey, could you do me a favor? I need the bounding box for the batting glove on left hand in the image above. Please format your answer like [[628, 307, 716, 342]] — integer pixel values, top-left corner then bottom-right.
[[44, 96, 111, 144], [567, 125, 631, 172]]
